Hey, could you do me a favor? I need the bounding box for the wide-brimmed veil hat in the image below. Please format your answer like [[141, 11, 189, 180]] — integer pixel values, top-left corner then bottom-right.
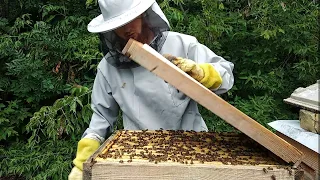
[[91, 0, 170, 69], [88, 0, 169, 33]]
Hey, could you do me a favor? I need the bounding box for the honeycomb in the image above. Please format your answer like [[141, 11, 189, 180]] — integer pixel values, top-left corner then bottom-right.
[[96, 130, 287, 166]]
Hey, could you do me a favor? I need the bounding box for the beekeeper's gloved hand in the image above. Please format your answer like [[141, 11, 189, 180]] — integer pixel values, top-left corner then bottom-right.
[[68, 167, 82, 180], [164, 54, 222, 89], [68, 137, 100, 180]]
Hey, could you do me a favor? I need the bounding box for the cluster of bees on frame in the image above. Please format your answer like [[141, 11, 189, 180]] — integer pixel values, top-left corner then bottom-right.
[[98, 129, 288, 168]]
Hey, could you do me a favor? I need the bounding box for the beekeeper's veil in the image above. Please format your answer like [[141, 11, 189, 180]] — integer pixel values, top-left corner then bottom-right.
[[87, 0, 170, 68]]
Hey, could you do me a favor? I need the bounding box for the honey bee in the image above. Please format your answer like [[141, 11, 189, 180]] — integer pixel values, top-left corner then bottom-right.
[[267, 167, 273, 170], [263, 168, 268, 173]]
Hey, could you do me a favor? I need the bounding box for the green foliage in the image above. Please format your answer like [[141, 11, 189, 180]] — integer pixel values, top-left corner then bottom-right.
[[0, 0, 318, 179], [0, 140, 77, 179], [0, 100, 32, 141], [232, 95, 297, 127], [165, 0, 318, 131], [200, 105, 236, 133], [26, 85, 92, 147], [1, 0, 100, 178]]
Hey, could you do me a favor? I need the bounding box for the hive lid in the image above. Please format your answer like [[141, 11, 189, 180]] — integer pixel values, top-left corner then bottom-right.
[[268, 120, 320, 154], [284, 80, 320, 112]]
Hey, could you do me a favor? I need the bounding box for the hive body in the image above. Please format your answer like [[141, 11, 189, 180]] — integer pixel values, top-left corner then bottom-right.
[[83, 130, 302, 180]]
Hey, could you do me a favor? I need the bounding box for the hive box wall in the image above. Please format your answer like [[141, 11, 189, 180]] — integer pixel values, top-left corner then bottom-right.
[[299, 110, 319, 134], [86, 162, 298, 180], [83, 130, 303, 180]]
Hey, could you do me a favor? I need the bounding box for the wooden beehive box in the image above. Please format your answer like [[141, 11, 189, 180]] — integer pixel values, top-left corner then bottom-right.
[[83, 130, 302, 180], [284, 80, 319, 134]]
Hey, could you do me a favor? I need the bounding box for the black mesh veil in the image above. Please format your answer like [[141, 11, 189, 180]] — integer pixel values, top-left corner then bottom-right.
[[98, 3, 170, 69]]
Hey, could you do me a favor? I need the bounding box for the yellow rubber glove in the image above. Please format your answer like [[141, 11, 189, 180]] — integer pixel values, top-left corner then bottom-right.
[[68, 138, 100, 180], [68, 167, 82, 180], [164, 54, 222, 89]]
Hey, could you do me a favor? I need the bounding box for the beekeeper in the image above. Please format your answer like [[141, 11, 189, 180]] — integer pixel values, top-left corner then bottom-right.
[[69, 0, 234, 178]]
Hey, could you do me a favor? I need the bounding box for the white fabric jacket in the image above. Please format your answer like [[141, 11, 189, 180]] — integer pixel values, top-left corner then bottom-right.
[[82, 31, 234, 142]]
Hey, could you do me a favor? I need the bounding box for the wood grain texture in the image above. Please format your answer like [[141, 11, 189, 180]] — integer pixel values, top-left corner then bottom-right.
[[90, 162, 297, 180], [299, 110, 319, 134], [299, 162, 318, 180], [121, 39, 303, 164], [83, 132, 122, 180], [277, 132, 319, 180]]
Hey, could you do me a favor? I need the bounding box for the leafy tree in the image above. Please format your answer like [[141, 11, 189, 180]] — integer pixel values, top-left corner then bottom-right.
[[1, 0, 100, 178]]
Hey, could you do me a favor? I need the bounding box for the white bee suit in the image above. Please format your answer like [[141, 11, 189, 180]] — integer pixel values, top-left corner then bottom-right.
[[82, 1, 234, 142]]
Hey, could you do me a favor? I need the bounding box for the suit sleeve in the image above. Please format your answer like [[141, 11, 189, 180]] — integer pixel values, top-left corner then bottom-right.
[[82, 68, 120, 142]]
